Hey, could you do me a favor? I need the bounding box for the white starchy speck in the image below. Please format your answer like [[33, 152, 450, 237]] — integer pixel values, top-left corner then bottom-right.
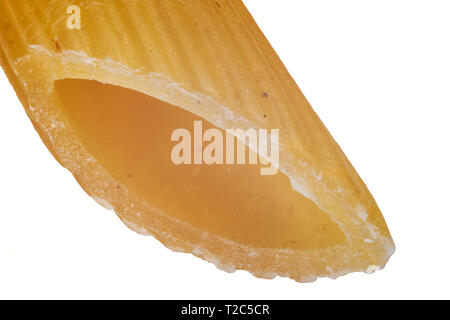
[[92, 196, 114, 210], [366, 265, 381, 274], [122, 219, 151, 236], [355, 204, 369, 221]]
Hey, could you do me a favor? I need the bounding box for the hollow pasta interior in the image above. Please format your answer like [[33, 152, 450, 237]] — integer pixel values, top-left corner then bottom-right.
[[55, 79, 346, 249]]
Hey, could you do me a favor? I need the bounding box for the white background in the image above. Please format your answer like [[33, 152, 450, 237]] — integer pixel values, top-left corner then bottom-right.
[[1, 0, 449, 299]]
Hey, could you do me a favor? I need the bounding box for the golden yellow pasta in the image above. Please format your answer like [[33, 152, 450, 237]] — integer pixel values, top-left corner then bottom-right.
[[0, 0, 394, 282]]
